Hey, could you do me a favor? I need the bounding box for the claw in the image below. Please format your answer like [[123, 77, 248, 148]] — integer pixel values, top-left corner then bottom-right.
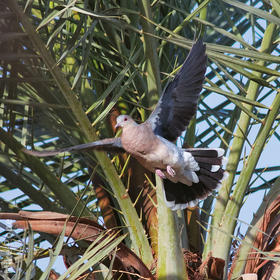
[[167, 165, 176, 177], [155, 169, 166, 179]]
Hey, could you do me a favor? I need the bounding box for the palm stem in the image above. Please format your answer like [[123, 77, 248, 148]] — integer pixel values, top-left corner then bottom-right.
[[156, 177, 188, 279], [204, 20, 276, 261]]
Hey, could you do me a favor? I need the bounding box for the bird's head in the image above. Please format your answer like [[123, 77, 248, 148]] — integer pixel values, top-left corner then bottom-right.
[[115, 115, 135, 129]]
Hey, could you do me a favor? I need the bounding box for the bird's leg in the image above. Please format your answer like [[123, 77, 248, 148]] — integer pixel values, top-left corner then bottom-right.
[[155, 169, 166, 179], [166, 165, 176, 177]]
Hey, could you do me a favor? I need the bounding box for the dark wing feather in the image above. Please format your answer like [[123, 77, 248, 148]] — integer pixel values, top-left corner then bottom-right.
[[23, 137, 125, 157], [146, 39, 207, 141]]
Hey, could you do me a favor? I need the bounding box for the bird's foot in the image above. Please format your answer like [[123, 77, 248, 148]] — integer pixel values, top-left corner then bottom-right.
[[155, 169, 166, 179], [167, 165, 176, 177]]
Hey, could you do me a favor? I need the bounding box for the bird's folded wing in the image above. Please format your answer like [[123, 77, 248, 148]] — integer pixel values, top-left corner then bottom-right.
[[23, 137, 125, 157], [146, 39, 207, 141]]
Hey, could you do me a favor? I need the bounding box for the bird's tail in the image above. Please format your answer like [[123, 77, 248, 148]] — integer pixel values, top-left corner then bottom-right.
[[163, 148, 227, 211], [188, 147, 227, 192], [187, 147, 226, 180]]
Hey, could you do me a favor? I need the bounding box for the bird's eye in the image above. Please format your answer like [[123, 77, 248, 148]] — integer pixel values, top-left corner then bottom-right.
[[124, 117, 128, 121]]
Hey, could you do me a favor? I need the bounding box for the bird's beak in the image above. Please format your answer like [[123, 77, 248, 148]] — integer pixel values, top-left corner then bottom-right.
[[115, 122, 120, 129]]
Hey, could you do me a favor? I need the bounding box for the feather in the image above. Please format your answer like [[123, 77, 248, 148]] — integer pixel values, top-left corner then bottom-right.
[[23, 137, 125, 157], [162, 147, 226, 208], [147, 39, 207, 141]]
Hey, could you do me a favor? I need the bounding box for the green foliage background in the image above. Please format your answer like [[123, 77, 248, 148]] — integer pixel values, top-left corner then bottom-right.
[[0, 0, 280, 278]]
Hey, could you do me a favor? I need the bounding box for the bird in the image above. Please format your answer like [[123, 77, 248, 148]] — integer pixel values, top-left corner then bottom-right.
[[24, 39, 226, 211]]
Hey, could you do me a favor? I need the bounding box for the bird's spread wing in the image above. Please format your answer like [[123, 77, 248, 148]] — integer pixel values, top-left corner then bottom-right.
[[146, 39, 207, 141], [23, 137, 125, 157]]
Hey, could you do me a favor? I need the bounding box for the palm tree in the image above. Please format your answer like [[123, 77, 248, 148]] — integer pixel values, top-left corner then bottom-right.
[[0, 0, 280, 279]]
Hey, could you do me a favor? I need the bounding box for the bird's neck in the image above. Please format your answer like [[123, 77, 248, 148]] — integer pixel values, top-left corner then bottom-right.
[[121, 123, 155, 155]]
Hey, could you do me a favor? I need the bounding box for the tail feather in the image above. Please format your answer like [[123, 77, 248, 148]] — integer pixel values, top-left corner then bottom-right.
[[193, 156, 224, 165], [198, 162, 220, 172], [199, 174, 222, 191], [199, 167, 224, 181], [163, 148, 227, 211], [192, 148, 226, 193], [185, 147, 224, 157]]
